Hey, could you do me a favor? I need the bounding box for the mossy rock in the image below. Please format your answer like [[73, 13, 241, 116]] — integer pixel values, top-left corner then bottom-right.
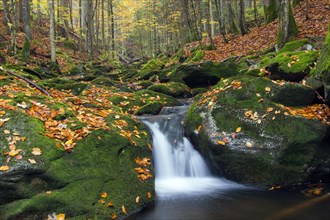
[[168, 61, 240, 88], [147, 82, 191, 98], [185, 50, 204, 63], [108, 90, 181, 114], [139, 57, 168, 78], [91, 76, 116, 87], [192, 88, 208, 96], [266, 50, 320, 82], [278, 38, 313, 53], [135, 101, 163, 115], [38, 78, 88, 95], [0, 112, 155, 219], [184, 75, 330, 187]]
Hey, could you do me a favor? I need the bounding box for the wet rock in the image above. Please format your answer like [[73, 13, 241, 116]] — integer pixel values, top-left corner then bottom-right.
[[185, 76, 330, 187]]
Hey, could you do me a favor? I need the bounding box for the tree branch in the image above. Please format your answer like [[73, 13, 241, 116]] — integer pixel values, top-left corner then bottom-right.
[[1, 67, 51, 96]]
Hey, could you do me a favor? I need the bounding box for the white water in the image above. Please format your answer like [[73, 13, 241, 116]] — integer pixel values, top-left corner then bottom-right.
[[141, 106, 244, 199]]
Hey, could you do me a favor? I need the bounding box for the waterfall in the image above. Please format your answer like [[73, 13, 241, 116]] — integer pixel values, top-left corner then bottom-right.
[[141, 106, 243, 198]]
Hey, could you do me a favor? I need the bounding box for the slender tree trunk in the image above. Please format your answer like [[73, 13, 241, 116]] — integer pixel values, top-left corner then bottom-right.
[[21, 0, 31, 58], [49, 0, 56, 63], [101, 0, 105, 46], [215, 0, 228, 42], [305, 0, 310, 20], [263, 0, 278, 24], [2, 0, 11, 27], [277, 0, 298, 48], [238, 0, 248, 35], [226, 0, 238, 34], [9, 0, 17, 54], [253, 0, 259, 26], [206, 0, 215, 48]]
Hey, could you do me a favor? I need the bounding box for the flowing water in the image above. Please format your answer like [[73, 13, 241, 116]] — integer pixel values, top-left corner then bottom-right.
[[131, 105, 330, 220]]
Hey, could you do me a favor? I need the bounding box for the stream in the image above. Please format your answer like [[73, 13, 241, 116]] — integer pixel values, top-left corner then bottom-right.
[[131, 105, 330, 220]]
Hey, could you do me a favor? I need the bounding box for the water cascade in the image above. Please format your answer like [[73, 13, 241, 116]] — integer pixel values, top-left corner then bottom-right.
[[140, 105, 242, 198]]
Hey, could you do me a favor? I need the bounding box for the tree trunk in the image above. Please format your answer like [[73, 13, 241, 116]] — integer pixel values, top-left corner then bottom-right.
[[49, 0, 56, 64], [226, 0, 238, 34], [238, 0, 248, 35], [214, 0, 228, 42], [2, 0, 11, 26], [206, 0, 215, 48], [277, 0, 298, 48], [21, 0, 31, 58], [263, 0, 278, 24]]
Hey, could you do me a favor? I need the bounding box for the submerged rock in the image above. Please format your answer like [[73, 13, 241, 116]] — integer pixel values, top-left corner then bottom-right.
[[185, 76, 330, 187]]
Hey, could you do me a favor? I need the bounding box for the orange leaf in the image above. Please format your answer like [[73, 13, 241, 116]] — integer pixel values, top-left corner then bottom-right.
[[101, 192, 107, 198], [57, 214, 65, 220], [122, 205, 127, 215], [107, 202, 114, 207], [0, 165, 9, 171], [147, 192, 151, 199], [111, 213, 116, 219]]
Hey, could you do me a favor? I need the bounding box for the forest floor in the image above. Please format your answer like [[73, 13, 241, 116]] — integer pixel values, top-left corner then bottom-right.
[[185, 0, 330, 62], [0, 0, 329, 69]]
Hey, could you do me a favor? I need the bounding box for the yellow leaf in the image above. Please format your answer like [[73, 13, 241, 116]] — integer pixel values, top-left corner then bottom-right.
[[57, 213, 65, 220], [284, 112, 289, 116], [136, 196, 140, 204], [217, 140, 225, 146], [101, 192, 107, 198], [0, 165, 9, 171], [9, 149, 22, 157], [197, 125, 202, 133], [28, 159, 37, 164], [111, 213, 117, 220], [122, 205, 127, 215], [32, 148, 42, 156], [236, 127, 241, 133], [147, 192, 151, 199], [265, 87, 271, 92], [287, 63, 292, 68], [107, 202, 114, 207], [99, 199, 105, 204], [4, 130, 10, 134]]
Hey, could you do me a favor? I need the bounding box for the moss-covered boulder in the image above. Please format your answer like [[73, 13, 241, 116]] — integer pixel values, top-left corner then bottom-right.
[[38, 77, 88, 95], [168, 61, 240, 88], [315, 23, 330, 105], [109, 90, 181, 114], [91, 76, 116, 87], [147, 82, 191, 98], [0, 72, 155, 219], [135, 101, 163, 115], [184, 76, 330, 187], [266, 51, 319, 82]]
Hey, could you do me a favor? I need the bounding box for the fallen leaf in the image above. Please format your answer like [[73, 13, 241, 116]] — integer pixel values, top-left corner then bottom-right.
[[107, 202, 114, 207], [0, 165, 9, 171], [265, 87, 271, 92], [284, 112, 289, 116], [4, 130, 10, 134], [267, 107, 274, 112], [15, 155, 23, 160], [217, 140, 225, 145], [236, 127, 242, 133], [147, 192, 151, 199], [136, 196, 140, 204], [111, 213, 116, 220], [101, 192, 107, 198], [231, 133, 236, 139], [99, 199, 105, 204], [32, 147, 42, 155], [147, 143, 152, 151], [197, 125, 202, 133], [28, 159, 37, 164], [57, 214, 65, 220], [223, 137, 230, 144], [122, 205, 127, 215]]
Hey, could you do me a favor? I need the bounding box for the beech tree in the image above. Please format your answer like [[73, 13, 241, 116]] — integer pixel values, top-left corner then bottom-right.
[[277, 0, 298, 48]]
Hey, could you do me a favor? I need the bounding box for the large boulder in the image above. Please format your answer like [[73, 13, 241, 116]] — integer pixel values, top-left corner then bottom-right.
[[147, 82, 192, 98], [0, 71, 155, 219], [185, 76, 330, 187], [169, 61, 239, 88]]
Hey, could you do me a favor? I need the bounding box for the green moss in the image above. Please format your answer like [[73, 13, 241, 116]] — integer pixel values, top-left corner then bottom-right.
[[185, 50, 204, 63], [135, 101, 163, 115], [278, 39, 311, 53], [91, 76, 115, 87], [264, 0, 278, 24], [147, 82, 191, 98], [38, 78, 88, 95], [108, 90, 181, 114], [272, 51, 318, 73]]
